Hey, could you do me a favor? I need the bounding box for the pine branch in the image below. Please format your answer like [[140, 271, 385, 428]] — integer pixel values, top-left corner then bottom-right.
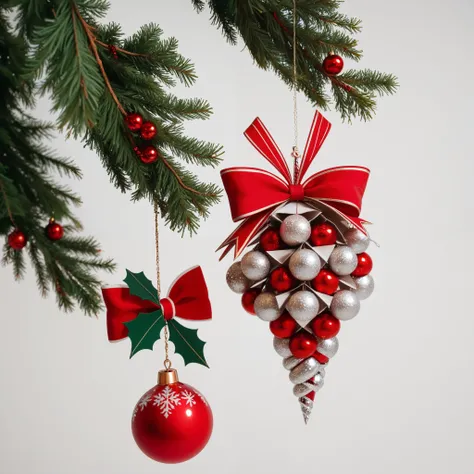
[[194, 0, 398, 121]]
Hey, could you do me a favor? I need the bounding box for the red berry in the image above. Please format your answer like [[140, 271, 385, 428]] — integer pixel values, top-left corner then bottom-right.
[[125, 113, 143, 132], [259, 227, 282, 251], [269, 267, 296, 293], [241, 289, 260, 315], [312, 268, 339, 295], [313, 351, 329, 364], [352, 252, 373, 277], [269, 311, 297, 338], [45, 218, 64, 241], [140, 121, 157, 140], [7, 229, 27, 250], [310, 222, 337, 246], [290, 331, 318, 359], [140, 146, 159, 164], [323, 54, 344, 75], [311, 312, 340, 340]]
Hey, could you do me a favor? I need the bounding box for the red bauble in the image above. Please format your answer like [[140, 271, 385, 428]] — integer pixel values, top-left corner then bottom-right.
[[132, 373, 213, 464], [269, 267, 295, 293], [289, 331, 318, 359], [241, 289, 260, 315], [352, 252, 373, 277], [270, 311, 297, 338], [259, 227, 282, 251], [312, 268, 339, 295], [45, 218, 64, 241], [310, 222, 337, 246], [323, 54, 344, 75], [313, 351, 329, 364], [7, 229, 27, 250], [311, 312, 340, 340], [140, 146, 159, 164], [140, 121, 158, 140], [125, 112, 143, 132]]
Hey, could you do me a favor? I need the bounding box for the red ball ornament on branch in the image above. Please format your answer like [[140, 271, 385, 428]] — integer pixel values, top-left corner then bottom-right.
[[289, 331, 318, 359], [311, 312, 340, 340], [7, 229, 27, 250], [352, 252, 373, 277], [312, 268, 339, 295], [140, 146, 159, 164], [241, 289, 260, 315], [45, 218, 64, 241], [269, 267, 296, 293], [259, 227, 282, 251], [132, 369, 213, 464], [311, 222, 337, 246], [125, 112, 143, 132], [140, 121, 158, 140], [270, 311, 297, 338], [323, 54, 344, 75]]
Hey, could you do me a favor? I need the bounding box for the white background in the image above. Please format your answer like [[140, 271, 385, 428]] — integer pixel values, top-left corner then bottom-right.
[[1, 1, 474, 473]]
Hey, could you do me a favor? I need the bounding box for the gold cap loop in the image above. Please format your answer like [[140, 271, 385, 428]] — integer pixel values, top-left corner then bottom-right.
[[157, 368, 179, 385]]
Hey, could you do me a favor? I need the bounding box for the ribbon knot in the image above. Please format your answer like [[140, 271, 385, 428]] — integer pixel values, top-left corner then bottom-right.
[[289, 184, 305, 201], [217, 111, 370, 260], [102, 266, 212, 342]]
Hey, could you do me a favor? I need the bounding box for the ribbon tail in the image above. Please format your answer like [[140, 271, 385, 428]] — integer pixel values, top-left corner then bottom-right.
[[217, 208, 276, 260], [297, 112, 332, 183], [244, 118, 293, 183]]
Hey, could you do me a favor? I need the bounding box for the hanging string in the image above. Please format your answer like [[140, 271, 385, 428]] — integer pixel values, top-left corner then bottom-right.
[[291, 0, 300, 184], [154, 201, 172, 370]]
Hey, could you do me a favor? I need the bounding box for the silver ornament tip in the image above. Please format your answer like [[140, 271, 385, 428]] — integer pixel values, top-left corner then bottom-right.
[[303, 412, 310, 425]]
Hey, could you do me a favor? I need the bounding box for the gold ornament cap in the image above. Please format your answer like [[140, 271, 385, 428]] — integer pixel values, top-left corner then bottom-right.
[[157, 368, 179, 385]]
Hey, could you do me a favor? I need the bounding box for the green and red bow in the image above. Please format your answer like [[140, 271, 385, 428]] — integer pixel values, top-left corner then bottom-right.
[[102, 266, 211, 367]]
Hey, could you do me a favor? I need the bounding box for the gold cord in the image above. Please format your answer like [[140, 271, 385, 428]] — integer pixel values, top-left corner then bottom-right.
[[154, 201, 172, 370], [292, 0, 300, 184]]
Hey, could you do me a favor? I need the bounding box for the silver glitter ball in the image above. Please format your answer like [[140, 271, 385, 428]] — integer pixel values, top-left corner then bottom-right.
[[317, 336, 339, 358], [254, 292, 280, 321], [273, 336, 292, 358], [289, 357, 320, 385], [329, 245, 358, 276], [226, 262, 251, 294], [289, 248, 321, 281], [286, 290, 319, 326], [280, 214, 311, 246], [330, 289, 360, 321], [283, 355, 303, 371], [353, 274, 375, 300], [344, 228, 370, 254], [241, 250, 271, 281]]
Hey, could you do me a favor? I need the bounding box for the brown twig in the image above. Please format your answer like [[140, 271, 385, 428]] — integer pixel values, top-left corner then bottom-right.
[[72, 4, 126, 116], [96, 40, 148, 58]]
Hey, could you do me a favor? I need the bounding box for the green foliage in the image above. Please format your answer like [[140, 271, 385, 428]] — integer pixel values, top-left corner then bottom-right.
[[124, 310, 166, 358], [124, 269, 159, 304], [193, 0, 398, 121], [14, 0, 223, 234], [168, 318, 209, 368], [0, 6, 115, 315]]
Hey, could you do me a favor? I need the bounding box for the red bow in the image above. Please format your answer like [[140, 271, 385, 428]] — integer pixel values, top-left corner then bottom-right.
[[217, 112, 370, 259], [102, 266, 212, 342]]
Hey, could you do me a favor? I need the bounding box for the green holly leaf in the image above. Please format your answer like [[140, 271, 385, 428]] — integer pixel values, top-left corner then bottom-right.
[[124, 269, 159, 304], [168, 319, 209, 368], [124, 310, 166, 358]]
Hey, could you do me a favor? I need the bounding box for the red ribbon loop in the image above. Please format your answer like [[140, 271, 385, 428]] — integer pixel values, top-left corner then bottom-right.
[[102, 266, 212, 342], [218, 111, 370, 260]]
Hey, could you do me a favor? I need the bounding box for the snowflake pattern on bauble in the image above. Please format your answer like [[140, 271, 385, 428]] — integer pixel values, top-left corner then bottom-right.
[[181, 390, 196, 407], [153, 386, 181, 418], [133, 393, 151, 418]]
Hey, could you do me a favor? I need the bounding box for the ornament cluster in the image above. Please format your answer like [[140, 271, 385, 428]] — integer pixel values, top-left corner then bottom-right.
[[226, 206, 374, 422], [7, 217, 64, 251], [125, 112, 159, 164]]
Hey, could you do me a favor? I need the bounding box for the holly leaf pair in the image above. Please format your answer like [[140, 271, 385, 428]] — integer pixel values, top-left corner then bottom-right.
[[122, 269, 209, 367]]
